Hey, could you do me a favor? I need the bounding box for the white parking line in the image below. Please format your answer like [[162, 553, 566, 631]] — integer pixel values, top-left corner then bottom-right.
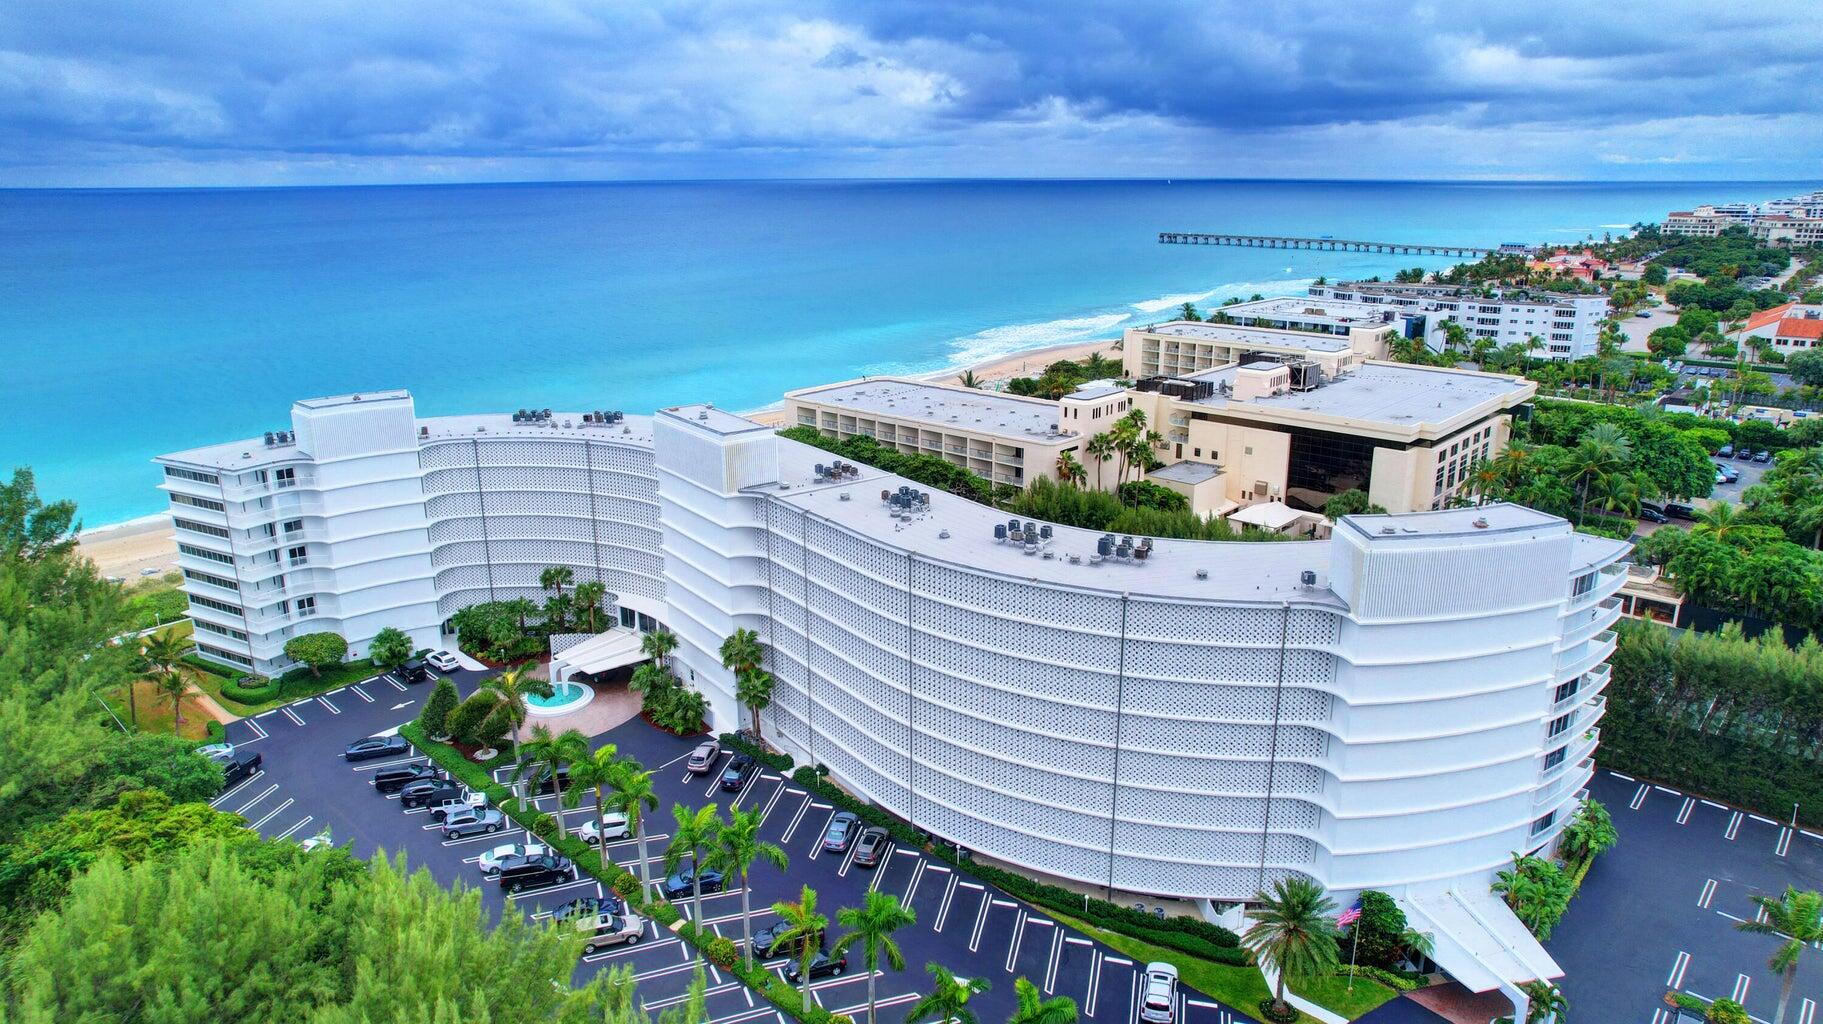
[[902, 857, 927, 904], [1085, 950, 1103, 1017], [934, 873, 961, 932], [581, 938, 681, 963], [353, 754, 429, 772], [1677, 797, 1695, 825], [1751, 814, 1778, 825], [1731, 974, 1750, 1003], [274, 815, 314, 840], [232, 782, 279, 815], [1005, 907, 1027, 972], [248, 798, 294, 830], [806, 810, 837, 861], [1799, 997, 1816, 1024], [1042, 927, 1064, 993], [1699, 879, 1718, 909], [1703, 799, 1729, 810], [242, 717, 269, 741], [1609, 771, 1635, 781], [385, 676, 407, 692], [967, 894, 994, 953], [1629, 784, 1649, 810], [1778, 827, 1795, 857], [1654, 785, 1681, 796], [350, 684, 374, 703], [281, 706, 305, 726], [505, 876, 599, 901], [778, 796, 813, 845], [1726, 811, 1744, 841], [210, 770, 264, 807], [1668, 950, 1692, 989], [317, 695, 341, 715]]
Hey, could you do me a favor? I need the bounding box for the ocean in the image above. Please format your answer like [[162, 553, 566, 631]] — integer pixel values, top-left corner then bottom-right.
[[2, 177, 1817, 526]]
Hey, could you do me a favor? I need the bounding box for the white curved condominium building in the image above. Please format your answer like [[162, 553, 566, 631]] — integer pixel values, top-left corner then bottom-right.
[[158, 391, 1622, 971]]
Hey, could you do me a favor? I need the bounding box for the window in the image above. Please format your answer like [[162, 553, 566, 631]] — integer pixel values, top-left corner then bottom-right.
[[282, 519, 303, 534], [287, 545, 308, 565], [164, 466, 219, 484], [174, 517, 230, 540], [187, 594, 242, 616], [1543, 747, 1566, 771], [180, 543, 234, 566], [1553, 679, 1580, 704], [1547, 713, 1571, 738], [274, 467, 297, 488], [296, 596, 316, 617], [183, 568, 239, 591], [170, 493, 225, 512], [1572, 572, 1595, 596], [196, 644, 253, 667], [195, 619, 249, 642], [1531, 811, 1557, 836]]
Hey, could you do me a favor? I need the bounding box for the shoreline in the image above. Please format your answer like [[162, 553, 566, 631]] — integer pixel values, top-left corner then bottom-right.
[[75, 336, 1125, 576]]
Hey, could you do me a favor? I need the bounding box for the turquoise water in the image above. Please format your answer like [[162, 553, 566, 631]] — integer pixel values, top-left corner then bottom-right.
[[527, 682, 587, 709], [3, 178, 1818, 525]]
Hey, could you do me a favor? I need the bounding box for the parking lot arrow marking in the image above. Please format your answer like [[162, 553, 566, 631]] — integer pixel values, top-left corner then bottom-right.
[[390, 701, 414, 710]]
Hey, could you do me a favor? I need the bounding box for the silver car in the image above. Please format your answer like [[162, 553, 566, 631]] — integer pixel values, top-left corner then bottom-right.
[[579, 912, 646, 955], [685, 740, 721, 774], [441, 806, 507, 840]]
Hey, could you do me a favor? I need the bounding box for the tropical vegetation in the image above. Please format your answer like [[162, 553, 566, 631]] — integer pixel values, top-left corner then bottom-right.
[[1242, 878, 1339, 1022], [1735, 887, 1822, 1024]]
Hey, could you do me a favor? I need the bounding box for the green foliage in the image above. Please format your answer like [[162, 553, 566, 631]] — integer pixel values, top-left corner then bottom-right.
[[1492, 854, 1575, 940], [630, 663, 708, 734], [1001, 352, 1124, 400], [367, 626, 413, 672], [282, 631, 348, 677], [1788, 350, 1823, 387], [1344, 890, 1411, 971], [446, 690, 503, 746], [1006, 477, 1294, 543], [779, 426, 995, 504], [1115, 480, 1187, 512], [1243, 878, 1340, 1015], [418, 677, 460, 738], [220, 677, 282, 704], [1706, 997, 1752, 1024], [1559, 798, 1618, 863], [1666, 529, 1823, 629], [1322, 489, 1388, 518], [1334, 964, 1421, 992]]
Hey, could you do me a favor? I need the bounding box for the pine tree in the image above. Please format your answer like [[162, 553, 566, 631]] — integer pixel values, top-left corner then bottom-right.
[[418, 678, 460, 739]]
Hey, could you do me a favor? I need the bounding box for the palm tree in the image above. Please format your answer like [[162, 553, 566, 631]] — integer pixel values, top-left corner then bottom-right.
[[1055, 451, 1086, 488], [539, 565, 573, 599], [604, 759, 659, 886], [719, 628, 771, 738], [1006, 977, 1077, 1024], [735, 669, 776, 744], [1519, 981, 1568, 1024], [1737, 887, 1823, 1024], [502, 596, 538, 634], [1177, 301, 1201, 322], [1693, 500, 1746, 542], [905, 963, 991, 1024], [565, 743, 624, 875], [1242, 877, 1340, 1020], [663, 802, 723, 952], [573, 579, 607, 632], [641, 628, 678, 671], [151, 668, 188, 735], [957, 370, 982, 389], [1569, 423, 1634, 524], [1085, 434, 1116, 491], [833, 890, 918, 1024], [773, 886, 828, 1010], [711, 805, 789, 969], [514, 724, 589, 812], [482, 663, 553, 762], [138, 630, 190, 728]]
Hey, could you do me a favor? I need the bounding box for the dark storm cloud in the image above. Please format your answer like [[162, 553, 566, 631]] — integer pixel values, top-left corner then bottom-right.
[[0, 0, 1818, 183]]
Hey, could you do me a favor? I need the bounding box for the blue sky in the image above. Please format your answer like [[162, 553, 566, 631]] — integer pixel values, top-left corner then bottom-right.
[[2, 0, 1820, 186]]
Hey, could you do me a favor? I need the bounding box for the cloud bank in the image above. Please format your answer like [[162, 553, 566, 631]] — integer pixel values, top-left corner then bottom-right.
[[2, 0, 1820, 185]]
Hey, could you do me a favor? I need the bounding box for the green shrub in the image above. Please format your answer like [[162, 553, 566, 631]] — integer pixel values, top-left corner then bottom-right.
[[446, 691, 501, 746], [417, 678, 459, 738], [1336, 964, 1420, 992], [1707, 997, 1751, 1024], [703, 935, 739, 969], [612, 872, 640, 898], [220, 678, 281, 704], [283, 632, 348, 677], [647, 901, 681, 926], [205, 720, 226, 743], [719, 732, 794, 773]]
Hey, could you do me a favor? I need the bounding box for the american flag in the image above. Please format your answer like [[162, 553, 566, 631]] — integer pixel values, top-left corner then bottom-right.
[[1337, 900, 1362, 928]]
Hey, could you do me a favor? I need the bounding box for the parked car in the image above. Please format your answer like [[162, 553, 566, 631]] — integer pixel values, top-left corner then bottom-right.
[[344, 734, 411, 762], [426, 650, 461, 673], [373, 762, 440, 794], [195, 741, 235, 763], [751, 919, 820, 959], [399, 779, 463, 809], [427, 790, 488, 822], [1637, 505, 1667, 524], [578, 913, 646, 954], [1717, 464, 1740, 483], [221, 750, 263, 790], [685, 740, 721, 774], [822, 811, 859, 852], [784, 950, 848, 983], [577, 813, 631, 846], [298, 831, 336, 853], [441, 806, 507, 840], [1139, 962, 1179, 1024], [553, 895, 625, 922], [530, 766, 572, 796], [1634, 310, 1652, 318], [477, 842, 549, 877], [720, 753, 756, 792], [1665, 502, 1697, 520], [1754, 450, 1772, 463], [398, 659, 432, 684], [852, 827, 888, 868], [1718, 444, 1734, 458], [497, 853, 574, 894], [1737, 447, 1757, 460], [660, 864, 725, 899]]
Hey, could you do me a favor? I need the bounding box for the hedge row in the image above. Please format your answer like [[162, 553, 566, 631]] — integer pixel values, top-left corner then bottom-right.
[[1336, 964, 1421, 992], [720, 733, 1252, 967], [221, 679, 281, 704], [404, 724, 853, 1024], [183, 653, 252, 684]]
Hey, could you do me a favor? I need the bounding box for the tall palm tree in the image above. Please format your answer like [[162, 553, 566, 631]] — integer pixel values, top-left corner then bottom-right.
[[1736, 887, 1823, 1024], [711, 805, 789, 969], [905, 963, 990, 1024], [833, 890, 918, 1024], [663, 802, 723, 953], [151, 668, 188, 735], [956, 370, 982, 390], [1085, 434, 1116, 491], [138, 630, 190, 728], [735, 669, 776, 744], [502, 596, 538, 634], [1569, 423, 1634, 524], [1693, 500, 1746, 542], [565, 743, 625, 875], [482, 663, 553, 762], [573, 579, 607, 632], [1177, 301, 1201, 322], [720, 628, 770, 738], [1055, 451, 1086, 488], [539, 565, 573, 600], [514, 724, 589, 813], [641, 628, 678, 671], [603, 760, 659, 886], [1006, 977, 1077, 1024], [773, 886, 828, 1010], [1242, 877, 1340, 1020]]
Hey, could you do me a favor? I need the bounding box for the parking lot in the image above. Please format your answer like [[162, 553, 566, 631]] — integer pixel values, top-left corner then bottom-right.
[[1705, 451, 1769, 506], [1548, 770, 1823, 1024], [217, 673, 1259, 1024]]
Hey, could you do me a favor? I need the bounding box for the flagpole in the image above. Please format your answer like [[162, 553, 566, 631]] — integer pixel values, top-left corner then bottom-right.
[[1346, 922, 1360, 992]]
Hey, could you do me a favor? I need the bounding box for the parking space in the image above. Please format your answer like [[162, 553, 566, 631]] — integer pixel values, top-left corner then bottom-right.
[[1705, 453, 1769, 506], [224, 682, 1258, 1024], [1549, 771, 1823, 1024]]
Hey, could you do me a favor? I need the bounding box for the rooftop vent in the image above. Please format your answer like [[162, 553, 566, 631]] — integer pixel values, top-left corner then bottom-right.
[[1195, 569, 1209, 580], [1472, 517, 1489, 529], [1300, 570, 1317, 586]]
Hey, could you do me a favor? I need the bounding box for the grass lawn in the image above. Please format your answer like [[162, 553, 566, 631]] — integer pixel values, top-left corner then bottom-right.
[[104, 679, 217, 740], [1045, 909, 1315, 1023], [191, 658, 385, 717], [1289, 973, 1400, 1019]]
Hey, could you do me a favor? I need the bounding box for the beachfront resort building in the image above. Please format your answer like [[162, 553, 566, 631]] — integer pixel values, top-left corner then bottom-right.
[[1661, 192, 1823, 247], [1306, 281, 1610, 360], [1728, 302, 1823, 354], [157, 387, 1623, 1017]]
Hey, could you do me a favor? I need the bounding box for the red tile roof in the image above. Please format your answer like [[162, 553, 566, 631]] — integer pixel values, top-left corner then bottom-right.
[[1777, 318, 1823, 340], [1744, 302, 1796, 332]]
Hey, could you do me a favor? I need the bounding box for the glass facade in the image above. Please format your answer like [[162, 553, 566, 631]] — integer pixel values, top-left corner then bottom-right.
[[1283, 424, 1381, 511]]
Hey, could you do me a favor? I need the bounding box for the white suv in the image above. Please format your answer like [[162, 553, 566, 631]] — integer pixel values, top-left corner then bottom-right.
[[1139, 962, 1178, 1024], [577, 813, 631, 846], [426, 650, 461, 673]]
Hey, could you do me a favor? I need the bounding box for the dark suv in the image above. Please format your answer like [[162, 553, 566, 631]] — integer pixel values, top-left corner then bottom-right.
[[221, 750, 263, 790], [751, 919, 821, 959], [720, 753, 756, 792], [497, 854, 575, 894], [373, 763, 439, 794]]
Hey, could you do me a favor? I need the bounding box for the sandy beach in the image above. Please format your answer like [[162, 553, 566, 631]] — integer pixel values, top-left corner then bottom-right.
[[78, 338, 1123, 577]]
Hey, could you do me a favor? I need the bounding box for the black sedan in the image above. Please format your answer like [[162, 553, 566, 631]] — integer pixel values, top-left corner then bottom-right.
[[372, 763, 439, 794], [552, 895, 625, 923], [785, 950, 847, 982], [752, 919, 820, 959], [661, 864, 725, 900], [822, 811, 859, 852], [344, 734, 411, 762], [720, 753, 756, 792]]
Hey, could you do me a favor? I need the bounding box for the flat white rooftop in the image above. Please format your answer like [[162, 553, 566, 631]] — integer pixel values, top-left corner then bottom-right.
[[1133, 321, 1354, 354], [1149, 460, 1223, 485], [789, 378, 1077, 444], [1217, 296, 1403, 329], [160, 411, 657, 469], [1184, 362, 1531, 428]]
